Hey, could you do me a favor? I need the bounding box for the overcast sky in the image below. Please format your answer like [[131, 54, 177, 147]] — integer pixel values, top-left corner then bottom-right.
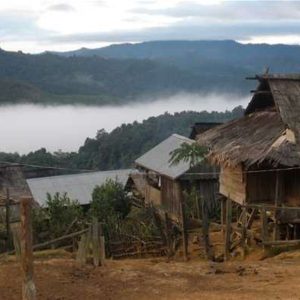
[[1, 0, 300, 53]]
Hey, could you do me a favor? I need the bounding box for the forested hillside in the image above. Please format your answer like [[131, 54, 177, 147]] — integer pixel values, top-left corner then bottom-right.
[[0, 107, 244, 171], [3, 40, 300, 105]]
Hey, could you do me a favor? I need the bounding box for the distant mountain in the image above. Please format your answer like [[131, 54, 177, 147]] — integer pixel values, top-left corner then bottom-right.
[[0, 48, 208, 105], [2, 40, 300, 105], [55, 40, 300, 73]]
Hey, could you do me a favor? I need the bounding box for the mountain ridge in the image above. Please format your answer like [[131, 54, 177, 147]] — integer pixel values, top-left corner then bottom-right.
[[1, 40, 300, 105]]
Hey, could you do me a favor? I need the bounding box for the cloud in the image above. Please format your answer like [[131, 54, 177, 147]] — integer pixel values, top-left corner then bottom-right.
[[1, 0, 300, 52], [134, 1, 300, 20], [47, 4, 75, 12], [46, 19, 300, 44], [0, 10, 47, 40]]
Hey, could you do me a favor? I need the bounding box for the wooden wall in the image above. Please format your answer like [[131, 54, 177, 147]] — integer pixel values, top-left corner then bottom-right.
[[145, 184, 162, 207], [284, 169, 300, 206], [198, 180, 219, 216], [161, 176, 182, 218], [219, 164, 246, 205], [219, 165, 300, 208], [246, 171, 276, 204]]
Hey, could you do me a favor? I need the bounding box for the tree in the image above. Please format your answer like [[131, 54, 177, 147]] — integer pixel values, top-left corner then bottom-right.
[[90, 179, 130, 223]]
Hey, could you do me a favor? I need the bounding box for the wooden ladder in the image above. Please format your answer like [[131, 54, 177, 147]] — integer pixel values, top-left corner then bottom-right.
[[237, 207, 257, 229], [230, 207, 257, 250]]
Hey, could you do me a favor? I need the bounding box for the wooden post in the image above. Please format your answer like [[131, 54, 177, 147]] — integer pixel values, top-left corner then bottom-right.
[[241, 206, 247, 259], [201, 197, 212, 260], [180, 196, 188, 261], [196, 194, 201, 220], [5, 188, 11, 251], [20, 197, 36, 300], [273, 171, 282, 240], [164, 212, 172, 257], [76, 233, 88, 265], [221, 197, 226, 237], [261, 205, 268, 244], [224, 197, 232, 261], [92, 217, 100, 267], [99, 223, 106, 266]]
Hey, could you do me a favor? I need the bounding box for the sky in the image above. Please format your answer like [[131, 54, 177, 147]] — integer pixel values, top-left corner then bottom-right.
[[0, 0, 300, 53]]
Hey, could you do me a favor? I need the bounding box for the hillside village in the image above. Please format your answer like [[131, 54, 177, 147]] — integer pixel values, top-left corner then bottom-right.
[[1, 73, 300, 299]]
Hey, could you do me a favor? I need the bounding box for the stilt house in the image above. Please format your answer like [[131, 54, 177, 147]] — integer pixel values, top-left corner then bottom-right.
[[197, 74, 300, 243]]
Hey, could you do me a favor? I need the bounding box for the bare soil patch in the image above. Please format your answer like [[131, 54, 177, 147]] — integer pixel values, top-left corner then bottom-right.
[[1, 251, 300, 300]]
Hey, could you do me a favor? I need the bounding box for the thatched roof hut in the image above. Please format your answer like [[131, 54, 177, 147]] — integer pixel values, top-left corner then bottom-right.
[[197, 74, 300, 168], [197, 73, 300, 207]]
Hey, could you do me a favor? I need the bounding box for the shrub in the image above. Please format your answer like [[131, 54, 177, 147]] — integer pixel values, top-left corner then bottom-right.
[[90, 179, 131, 222]]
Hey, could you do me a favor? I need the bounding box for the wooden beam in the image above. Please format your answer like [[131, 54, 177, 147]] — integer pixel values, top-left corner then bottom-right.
[[263, 239, 300, 246], [250, 90, 272, 94], [224, 197, 232, 261], [244, 204, 300, 211], [33, 228, 88, 251], [20, 197, 36, 300]]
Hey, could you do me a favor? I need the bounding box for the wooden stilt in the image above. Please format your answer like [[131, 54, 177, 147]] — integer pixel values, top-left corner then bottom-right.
[[224, 197, 232, 261], [20, 197, 36, 300], [273, 171, 282, 240], [196, 195, 201, 220], [241, 206, 247, 259], [221, 197, 226, 237], [164, 212, 173, 257], [201, 197, 212, 260], [261, 205, 268, 249], [180, 197, 188, 261]]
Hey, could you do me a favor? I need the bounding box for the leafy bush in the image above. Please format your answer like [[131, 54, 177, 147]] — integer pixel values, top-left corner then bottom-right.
[[90, 179, 131, 222], [32, 192, 83, 242]]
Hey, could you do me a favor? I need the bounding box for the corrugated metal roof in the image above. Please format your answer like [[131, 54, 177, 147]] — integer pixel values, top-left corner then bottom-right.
[[27, 169, 132, 206], [135, 134, 193, 179]]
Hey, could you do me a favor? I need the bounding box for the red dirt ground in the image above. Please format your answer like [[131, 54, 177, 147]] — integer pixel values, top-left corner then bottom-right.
[[1, 252, 300, 300]]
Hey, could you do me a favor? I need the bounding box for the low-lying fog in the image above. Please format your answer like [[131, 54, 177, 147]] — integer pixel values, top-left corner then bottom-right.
[[0, 93, 249, 153]]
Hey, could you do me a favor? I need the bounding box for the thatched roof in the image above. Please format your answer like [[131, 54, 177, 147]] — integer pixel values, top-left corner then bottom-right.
[[197, 74, 300, 168], [189, 122, 222, 140]]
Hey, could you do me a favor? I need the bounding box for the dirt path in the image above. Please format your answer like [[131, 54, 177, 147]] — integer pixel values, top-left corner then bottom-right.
[[1, 253, 300, 300]]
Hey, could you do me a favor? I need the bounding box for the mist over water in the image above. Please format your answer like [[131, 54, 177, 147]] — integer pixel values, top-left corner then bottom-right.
[[0, 93, 249, 153]]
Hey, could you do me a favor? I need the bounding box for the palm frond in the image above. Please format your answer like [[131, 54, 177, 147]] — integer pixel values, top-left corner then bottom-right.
[[169, 142, 208, 168]]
